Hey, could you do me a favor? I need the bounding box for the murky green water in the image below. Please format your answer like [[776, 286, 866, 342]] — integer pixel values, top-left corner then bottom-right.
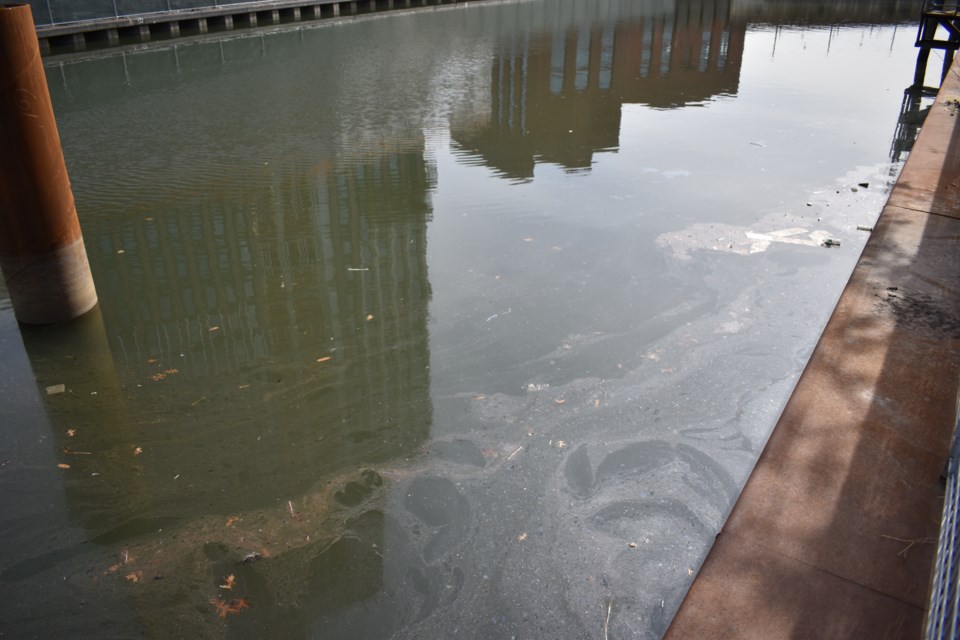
[[0, 0, 931, 638]]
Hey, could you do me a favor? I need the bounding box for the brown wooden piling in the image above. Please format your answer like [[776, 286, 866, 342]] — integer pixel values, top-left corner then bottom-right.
[[0, 4, 97, 324]]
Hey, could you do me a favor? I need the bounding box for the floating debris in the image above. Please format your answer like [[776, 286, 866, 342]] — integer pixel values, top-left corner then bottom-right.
[[604, 600, 613, 640], [822, 238, 842, 247], [46, 384, 65, 395], [210, 597, 251, 618]]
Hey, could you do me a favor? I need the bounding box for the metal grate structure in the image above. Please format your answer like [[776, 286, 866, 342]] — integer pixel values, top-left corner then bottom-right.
[[925, 409, 960, 640], [915, 0, 960, 86]]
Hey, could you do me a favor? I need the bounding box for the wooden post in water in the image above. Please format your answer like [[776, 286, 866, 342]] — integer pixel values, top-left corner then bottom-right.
[[0, 4, 98, 325]]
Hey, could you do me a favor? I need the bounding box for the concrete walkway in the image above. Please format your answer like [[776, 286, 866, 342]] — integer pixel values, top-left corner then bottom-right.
[[664, 64, 960, 638]]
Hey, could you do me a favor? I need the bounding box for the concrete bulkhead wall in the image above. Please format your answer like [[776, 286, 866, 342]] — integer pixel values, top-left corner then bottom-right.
[[32, 0, 482, 56]]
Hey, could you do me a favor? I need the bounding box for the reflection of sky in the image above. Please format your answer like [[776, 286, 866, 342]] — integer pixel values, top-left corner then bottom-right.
[[603, 26, 914, 220], [428, 23, 920, 400]]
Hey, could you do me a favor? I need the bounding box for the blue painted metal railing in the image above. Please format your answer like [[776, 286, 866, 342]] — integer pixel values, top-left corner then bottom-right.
[[925, 410, 960, 640]]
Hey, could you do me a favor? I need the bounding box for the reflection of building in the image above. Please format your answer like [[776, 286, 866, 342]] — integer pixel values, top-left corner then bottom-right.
[[452, 0, 746, 180], [16, 145, 435, 636], [95, 146, 434, 514], [18, 23, 443, 637], [21, 141, 436, 548]]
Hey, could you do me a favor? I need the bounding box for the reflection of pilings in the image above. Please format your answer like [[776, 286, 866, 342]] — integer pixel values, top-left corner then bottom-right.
[[0, 4, 98, 325], [730, 0, 917, 25], [18, 306, 148, 539], [890, 86, 935, 163]]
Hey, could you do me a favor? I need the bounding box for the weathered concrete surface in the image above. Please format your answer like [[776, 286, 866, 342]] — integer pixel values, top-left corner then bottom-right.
[[663, 65, 960, 638]]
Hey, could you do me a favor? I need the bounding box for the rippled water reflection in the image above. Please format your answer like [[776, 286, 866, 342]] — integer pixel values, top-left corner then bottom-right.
[[0, 0, 928, 637]]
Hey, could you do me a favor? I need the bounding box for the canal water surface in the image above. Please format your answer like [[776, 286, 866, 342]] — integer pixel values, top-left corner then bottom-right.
[[0, 0, 928, 638]]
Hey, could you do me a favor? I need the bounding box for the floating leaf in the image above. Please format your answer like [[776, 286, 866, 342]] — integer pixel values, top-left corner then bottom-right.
[[57, 463, 70, 469], [210, 597, 251, 618], [66, 429, 76, 437], [316, 356, 332, 363]]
